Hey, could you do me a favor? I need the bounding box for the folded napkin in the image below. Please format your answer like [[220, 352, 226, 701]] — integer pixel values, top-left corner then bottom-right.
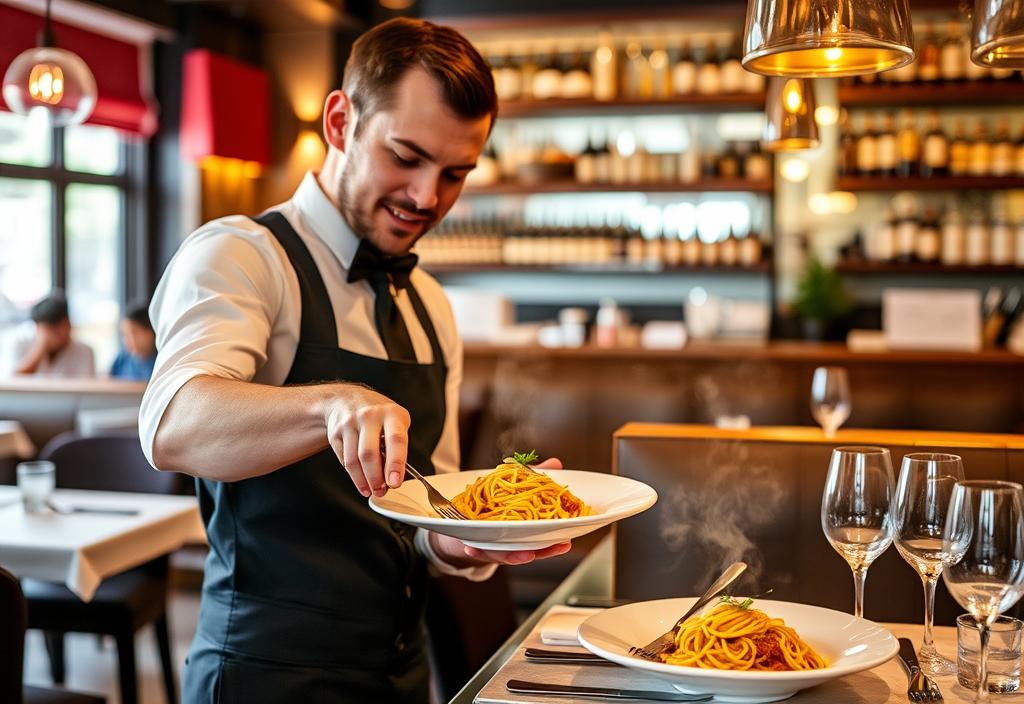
[[538, 605, 601, 646]]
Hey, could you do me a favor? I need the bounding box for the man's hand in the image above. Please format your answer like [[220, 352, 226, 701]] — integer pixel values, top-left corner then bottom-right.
[[429, 455, 573, 567], [323, 385, 411, 498]]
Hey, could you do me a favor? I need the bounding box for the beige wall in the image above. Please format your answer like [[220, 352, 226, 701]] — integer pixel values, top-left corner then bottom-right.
[[261, 29, 335, 208]]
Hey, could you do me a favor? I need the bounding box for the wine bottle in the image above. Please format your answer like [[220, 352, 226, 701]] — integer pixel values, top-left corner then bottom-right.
[[896, 109, 920, 178], [920, 110, 949, 178]]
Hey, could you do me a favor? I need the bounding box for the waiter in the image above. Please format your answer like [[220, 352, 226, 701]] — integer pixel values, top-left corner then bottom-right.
[[140, 18, 570, 703]]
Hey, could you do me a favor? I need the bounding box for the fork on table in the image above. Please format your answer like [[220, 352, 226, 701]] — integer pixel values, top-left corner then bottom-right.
[[897, 637, 943, 702]]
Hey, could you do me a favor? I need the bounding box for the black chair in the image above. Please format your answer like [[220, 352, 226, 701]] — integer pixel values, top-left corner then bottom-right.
[[23, 432, 183, 704], [1, 564, 106, 704]]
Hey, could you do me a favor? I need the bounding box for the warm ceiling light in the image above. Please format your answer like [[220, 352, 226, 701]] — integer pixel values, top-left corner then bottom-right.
[[762, 78, 819, 152], [780, 157, 810, 182], [1, 0, 96, 127], [972, 0, 1024, 68], [741, 0, 915, 77]]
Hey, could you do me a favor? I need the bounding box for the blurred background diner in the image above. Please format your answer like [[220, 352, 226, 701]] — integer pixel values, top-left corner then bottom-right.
[[1, 0, 1024, 702]]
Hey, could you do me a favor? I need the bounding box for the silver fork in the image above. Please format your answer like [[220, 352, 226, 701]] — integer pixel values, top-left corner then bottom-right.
[[897, 638, 943, 702], [630, 562, 747, 660], [401, 462, 468, 520]]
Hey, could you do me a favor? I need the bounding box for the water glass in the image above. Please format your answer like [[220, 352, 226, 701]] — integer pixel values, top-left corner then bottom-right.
[[893, 452, 964, 675], [17, 460, 55, 514], [943, 480, 1024, 701], [811, 366, 851, 437], [957, 614, 1023, 693], [821, 446, 894, 618]]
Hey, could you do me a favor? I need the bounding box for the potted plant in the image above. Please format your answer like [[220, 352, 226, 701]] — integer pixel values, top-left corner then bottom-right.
[[793, 257, 852, 341]]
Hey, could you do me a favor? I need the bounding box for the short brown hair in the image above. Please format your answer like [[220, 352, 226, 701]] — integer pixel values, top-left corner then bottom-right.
[[341, 17, 497, 136]]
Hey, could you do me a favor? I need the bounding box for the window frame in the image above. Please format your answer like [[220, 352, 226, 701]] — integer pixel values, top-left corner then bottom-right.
[[0, 124, 147, 309]]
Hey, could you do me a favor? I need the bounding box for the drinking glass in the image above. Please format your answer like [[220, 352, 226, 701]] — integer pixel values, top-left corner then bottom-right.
[[811, 366, 851, 437], [943, 481, 1024, 701], [893, 453, 965, 675], [821, 446, 894, 618], [17, 460, 55, 513]]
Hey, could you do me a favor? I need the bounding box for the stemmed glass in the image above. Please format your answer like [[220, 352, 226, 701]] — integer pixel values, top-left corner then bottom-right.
[[821, 446, 894, 618], [811, 366, 851, 438], [893, 453, 965, 675], [943, 481, 1024, 701]]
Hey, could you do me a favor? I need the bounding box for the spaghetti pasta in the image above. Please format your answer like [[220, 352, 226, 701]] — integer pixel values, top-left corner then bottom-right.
[[451, 453, 591, 520], [660, 599, 827, 671]]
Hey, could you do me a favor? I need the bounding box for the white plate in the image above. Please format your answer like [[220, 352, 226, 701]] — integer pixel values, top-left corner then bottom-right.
[[578, 598, 898, 704], [368, 468, 657, 551]]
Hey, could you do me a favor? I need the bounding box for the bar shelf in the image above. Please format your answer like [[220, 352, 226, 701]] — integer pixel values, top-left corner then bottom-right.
[[836, 176, 1024, 192], [464, 179, 773, 195], [839, 81, 1024, 108], [835, 261, 1023, 275], [498, 93, 765, 118]]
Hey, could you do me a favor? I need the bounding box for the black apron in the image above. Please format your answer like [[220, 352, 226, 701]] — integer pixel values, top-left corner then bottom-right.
[[182, 211, 447, 704]]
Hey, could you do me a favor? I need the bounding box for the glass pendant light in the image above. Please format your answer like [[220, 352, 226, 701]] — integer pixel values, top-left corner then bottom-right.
[[742, 0, 915, 77], [972, 0, 1024, 68], [2, 0, 97, 127], [762, 77, 819, 152]]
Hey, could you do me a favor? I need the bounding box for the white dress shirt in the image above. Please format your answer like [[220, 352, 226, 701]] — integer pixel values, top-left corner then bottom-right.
[[142, 171, 491, 580], [0, 324, 95, 377]]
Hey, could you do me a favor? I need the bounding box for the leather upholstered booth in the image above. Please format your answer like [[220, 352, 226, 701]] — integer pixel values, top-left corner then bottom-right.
[[611, 424, 1024, 625]]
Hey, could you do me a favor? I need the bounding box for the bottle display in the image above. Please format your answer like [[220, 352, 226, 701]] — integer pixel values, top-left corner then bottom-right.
[[845, 111, 1024, 181], [418, 217, 770, 270]]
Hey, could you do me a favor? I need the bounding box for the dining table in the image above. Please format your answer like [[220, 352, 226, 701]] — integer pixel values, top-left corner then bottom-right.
[[0, 484, 204, 601], [454, 537, 994, 704]]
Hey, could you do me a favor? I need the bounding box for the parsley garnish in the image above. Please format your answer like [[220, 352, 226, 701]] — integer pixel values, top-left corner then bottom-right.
[[505, 450, 539, 468], [719, 595, 755, 609]]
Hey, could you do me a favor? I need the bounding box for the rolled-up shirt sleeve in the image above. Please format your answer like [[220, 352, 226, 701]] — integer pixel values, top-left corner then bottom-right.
[[140, 218, 286, 467]]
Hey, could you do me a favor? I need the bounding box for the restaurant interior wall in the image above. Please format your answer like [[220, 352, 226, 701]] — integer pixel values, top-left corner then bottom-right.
[[420, 1, 1023, 341]]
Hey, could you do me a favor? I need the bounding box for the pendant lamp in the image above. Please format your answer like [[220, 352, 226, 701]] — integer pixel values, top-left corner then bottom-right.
[[762, 77, 819, 152], [972, 0, 1024, 68], [2, 0, 97, 127], [742, 0, 915, 77]]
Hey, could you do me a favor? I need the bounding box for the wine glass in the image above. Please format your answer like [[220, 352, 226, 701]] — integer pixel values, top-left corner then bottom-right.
[[811, 366, 851, 438], [893, 453, 965, 675], [821, 446, 894, 618], [943, 481, 1024, 701]]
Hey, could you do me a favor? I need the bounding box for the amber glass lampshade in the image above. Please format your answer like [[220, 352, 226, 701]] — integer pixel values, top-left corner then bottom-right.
[[742, 0, 915, 77], [972, 0, 1024, 68], [762, 77, 819, 152]]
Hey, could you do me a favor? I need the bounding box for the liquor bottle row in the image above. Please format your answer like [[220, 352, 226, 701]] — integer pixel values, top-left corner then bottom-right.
[[839, 110, 1024, 179], [484, 33, 765, 103], [418, 223, 768, 269], [845, 19, 1017, 84], [855, 205, 1024, 266], [469, 138, 773, 188]]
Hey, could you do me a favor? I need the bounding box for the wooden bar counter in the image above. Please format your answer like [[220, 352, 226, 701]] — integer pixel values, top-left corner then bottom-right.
[[612, 423, 1024, 628]]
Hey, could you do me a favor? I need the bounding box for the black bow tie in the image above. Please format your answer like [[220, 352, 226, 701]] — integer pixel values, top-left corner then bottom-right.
[[346, 239, 418, 290]]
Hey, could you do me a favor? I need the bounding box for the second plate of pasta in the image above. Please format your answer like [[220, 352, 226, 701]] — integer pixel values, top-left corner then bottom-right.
[[577, 598, 898, 703], [368, 467, 657, 550]]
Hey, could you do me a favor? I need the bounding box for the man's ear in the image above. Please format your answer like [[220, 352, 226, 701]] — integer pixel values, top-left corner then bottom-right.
[[323, 89, 356, 152]]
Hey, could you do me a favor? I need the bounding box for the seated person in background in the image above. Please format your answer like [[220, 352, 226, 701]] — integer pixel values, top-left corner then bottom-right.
[[110, 303, 157, 381], [0, 292, 95, 377]]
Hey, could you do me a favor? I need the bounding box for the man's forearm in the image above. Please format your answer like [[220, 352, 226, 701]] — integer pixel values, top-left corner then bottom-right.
[[151, 376, 331, 481], [14, 345, 45, 375]]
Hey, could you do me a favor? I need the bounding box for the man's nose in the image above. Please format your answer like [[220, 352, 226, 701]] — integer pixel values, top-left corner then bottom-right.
[[407, 172, 439, 212]]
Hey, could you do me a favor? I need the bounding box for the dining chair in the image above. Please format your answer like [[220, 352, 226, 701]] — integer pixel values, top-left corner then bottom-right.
[[23, 431, 183, 704], [1, 564, 106, 704]]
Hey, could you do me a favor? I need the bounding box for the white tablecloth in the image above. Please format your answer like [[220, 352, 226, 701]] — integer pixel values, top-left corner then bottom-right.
[[0, 420, 35, 459], [0, 485, 204, 601]]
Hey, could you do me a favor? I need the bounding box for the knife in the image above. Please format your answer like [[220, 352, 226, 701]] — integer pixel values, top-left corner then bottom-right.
[[524, 647, 611, 664], [897, 637, 921, 676], [506, 679, 712, 701]]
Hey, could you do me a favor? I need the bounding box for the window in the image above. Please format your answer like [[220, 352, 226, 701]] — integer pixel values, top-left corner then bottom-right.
[[0, 112, 142, 371]]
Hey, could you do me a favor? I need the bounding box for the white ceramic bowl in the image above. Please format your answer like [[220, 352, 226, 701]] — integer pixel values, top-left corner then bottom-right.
[[368, 468, 657, 551], [578, 598, 898, 703]]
